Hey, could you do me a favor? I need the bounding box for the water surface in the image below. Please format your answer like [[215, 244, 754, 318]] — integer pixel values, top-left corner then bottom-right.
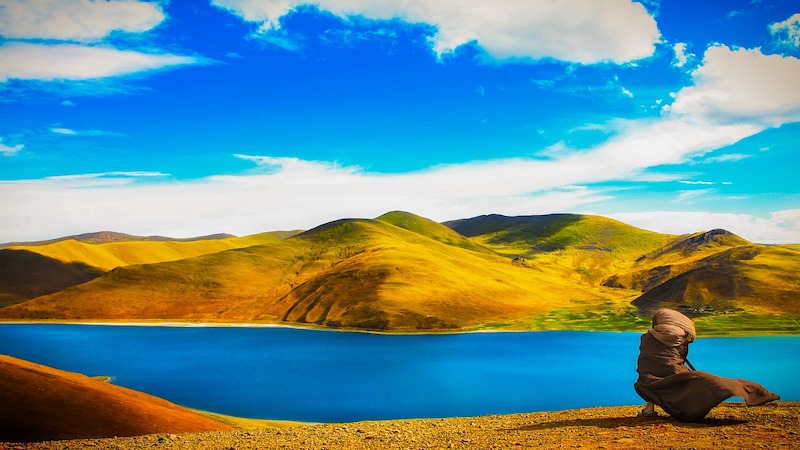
[[0, 324, 795, 422]]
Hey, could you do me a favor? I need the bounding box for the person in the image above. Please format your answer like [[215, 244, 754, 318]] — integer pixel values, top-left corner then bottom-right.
[[634, 308, 780, 422]]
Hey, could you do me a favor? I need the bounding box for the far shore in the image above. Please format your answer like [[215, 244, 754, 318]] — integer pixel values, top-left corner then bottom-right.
[[2, 318, 799, 337]]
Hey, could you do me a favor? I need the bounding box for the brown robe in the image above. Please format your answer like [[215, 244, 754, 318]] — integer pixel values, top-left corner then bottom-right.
[[634, 309, 779, 422]]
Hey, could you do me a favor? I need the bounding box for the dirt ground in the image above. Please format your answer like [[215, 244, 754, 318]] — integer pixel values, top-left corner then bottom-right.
[[3, 402, 797, 449]]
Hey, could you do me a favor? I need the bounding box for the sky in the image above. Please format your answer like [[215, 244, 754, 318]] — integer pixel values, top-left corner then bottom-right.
[[0, 0, 799, 244]]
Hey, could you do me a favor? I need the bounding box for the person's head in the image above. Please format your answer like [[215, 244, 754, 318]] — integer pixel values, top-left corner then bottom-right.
[[649, 308, 696, 347]]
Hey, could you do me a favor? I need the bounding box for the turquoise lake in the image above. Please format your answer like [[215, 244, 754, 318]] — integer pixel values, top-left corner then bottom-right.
[[0, 324, 797, 423]]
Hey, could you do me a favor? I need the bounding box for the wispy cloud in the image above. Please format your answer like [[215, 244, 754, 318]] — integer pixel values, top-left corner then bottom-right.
[[700, 153, 752, 164], [770, 13, 800, 49], [1, 156, 795, 243], [0, 43, 201, 82], [212, 0, 660, 64], [0, 137, 23, 156], [0, 1, 205, 84], [50, 126, 125, 137], [675, 188, 715, 202], [679, 180, 715, 185]]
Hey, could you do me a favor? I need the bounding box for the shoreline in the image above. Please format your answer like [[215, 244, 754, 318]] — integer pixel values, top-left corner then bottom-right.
[[1, 319, 798, 337]]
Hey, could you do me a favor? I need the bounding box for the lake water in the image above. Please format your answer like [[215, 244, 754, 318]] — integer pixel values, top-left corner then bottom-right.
[[0, 324, 797, 423]]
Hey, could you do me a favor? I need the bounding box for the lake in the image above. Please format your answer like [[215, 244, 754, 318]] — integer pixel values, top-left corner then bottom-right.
[[0, 324, 797, 423]]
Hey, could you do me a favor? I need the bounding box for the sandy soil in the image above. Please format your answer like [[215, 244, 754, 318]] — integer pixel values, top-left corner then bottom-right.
[[3, 402, 797, 449]]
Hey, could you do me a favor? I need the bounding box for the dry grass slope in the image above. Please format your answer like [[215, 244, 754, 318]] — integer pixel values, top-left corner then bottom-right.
[[0, 211, 798, 334], [0, 355, 231, 442]]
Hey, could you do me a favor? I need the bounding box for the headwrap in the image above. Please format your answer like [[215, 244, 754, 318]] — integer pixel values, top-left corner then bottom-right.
[[648, 308, 696, 347]]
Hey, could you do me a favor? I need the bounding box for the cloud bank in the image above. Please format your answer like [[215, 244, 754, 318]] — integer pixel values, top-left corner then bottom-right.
[[0, 0, 202, 83], [2, 43, 799, 243], [211, 0, 660, 63], [0, 0, 164, 41]]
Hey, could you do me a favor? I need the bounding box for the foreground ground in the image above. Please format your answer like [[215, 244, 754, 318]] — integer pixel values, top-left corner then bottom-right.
[[4, 402, 797, 449]]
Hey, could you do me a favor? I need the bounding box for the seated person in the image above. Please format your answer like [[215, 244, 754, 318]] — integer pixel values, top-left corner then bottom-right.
[[635, 308, 779, 422]]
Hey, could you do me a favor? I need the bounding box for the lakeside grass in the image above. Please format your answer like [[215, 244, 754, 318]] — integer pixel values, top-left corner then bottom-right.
[[3, 312, 799, 336]]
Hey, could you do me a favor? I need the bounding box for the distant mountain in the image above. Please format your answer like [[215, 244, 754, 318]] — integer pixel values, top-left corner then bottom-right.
[[0, 355, 231, 441], [0, 231, 295, 302], [0, 231, 240, 249], [1, 211, 798, 334]]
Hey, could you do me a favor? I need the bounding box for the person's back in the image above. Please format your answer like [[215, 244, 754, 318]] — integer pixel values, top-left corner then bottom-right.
[[634, 308, 779, 422], [636, 332, 688, 382]]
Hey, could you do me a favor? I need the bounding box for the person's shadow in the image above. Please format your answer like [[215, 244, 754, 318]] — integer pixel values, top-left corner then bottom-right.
[[506, 416, 747, 431]]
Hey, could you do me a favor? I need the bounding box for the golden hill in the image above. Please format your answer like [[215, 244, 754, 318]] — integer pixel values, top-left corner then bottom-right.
[[0, 211, 798, 334], [0, 354, 231, 442], [0, 231, 293, 306], [7, 232, 287, 272], [0, 213, 620, 330]]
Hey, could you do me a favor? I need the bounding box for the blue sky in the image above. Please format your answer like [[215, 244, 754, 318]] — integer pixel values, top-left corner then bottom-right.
[[1, 0, 799, 243]]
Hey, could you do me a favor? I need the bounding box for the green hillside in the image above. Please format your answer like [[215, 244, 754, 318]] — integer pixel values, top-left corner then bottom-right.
[[0, 213, 625, 331], [1, 212, 798, 334], [445, 214, 800, 334]]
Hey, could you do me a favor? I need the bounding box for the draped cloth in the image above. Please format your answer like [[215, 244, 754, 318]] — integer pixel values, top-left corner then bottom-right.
[[634, 309, 780, 422]]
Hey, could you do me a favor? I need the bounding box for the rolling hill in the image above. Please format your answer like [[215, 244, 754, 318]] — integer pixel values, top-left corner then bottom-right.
[[0, 231, 295, 306], [0, 354, 231, 442], [0, 211, 798, 334]]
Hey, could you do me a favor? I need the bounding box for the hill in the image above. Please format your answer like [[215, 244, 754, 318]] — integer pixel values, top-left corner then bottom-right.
[[445, 214, 800, 333], [0, 213, 618, 330], [0, 354, 231, 442], [0, 211, 798, 334], [0, 231, 236, 248], [0, 231, 295, 304]]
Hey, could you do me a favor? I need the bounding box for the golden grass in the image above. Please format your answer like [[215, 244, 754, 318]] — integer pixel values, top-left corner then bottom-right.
[[1, 212, 798, 335], [9, 233, 282, 271]]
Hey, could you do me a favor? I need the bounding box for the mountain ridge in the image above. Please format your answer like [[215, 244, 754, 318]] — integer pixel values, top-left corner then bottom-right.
[[1, 211, 798, 334]]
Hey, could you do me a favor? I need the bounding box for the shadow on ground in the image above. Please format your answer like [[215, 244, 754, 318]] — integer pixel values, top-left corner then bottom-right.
[[506, 416, 748, 431]]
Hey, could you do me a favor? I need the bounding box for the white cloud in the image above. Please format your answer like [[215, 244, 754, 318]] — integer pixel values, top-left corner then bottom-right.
[[0, 42, 200, 82], [621, 87, 634, 98], [50, 127, 77, 135], [2, 157, 797, 243], [674, 188, 714, 202], [0, 137, 23, 156], [609, 210, 800, 244], [0, 1, 202, 84], [211, 0, 660, 64], [0, 0, 165, 41], [770, 13, 800, 49], [50, 126, 125, 137], [0, 109, 772, 242], [672, 42, 690, 67], [700, 153, 752, 164], [666, 45, 800, 127]]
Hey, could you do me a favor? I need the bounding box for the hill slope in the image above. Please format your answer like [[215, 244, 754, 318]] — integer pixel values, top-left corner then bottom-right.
[[7, 232, 288, 272], [0, 212, 798, 333], [0, 250, 103, 306], [0, 213, 621, 331], [444, 214, 800, 333], [0, 355, 231, 442], [0, 232, 292, 304]]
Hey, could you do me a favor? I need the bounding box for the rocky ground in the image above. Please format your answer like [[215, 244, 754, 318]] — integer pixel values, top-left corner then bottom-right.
[[3, 402, 797, 449]]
